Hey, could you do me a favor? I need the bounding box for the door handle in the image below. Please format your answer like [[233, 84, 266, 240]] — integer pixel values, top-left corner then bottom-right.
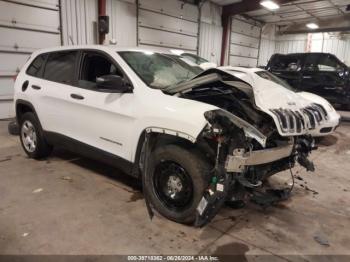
[[31, 85, 41, 90], [70, 93, 84, 100]]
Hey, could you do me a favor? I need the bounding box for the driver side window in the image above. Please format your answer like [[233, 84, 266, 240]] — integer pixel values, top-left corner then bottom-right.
[[79, 52, 123, 90]]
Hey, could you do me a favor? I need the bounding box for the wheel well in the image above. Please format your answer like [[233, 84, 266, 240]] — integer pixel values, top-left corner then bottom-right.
[[16, 103, 34, 122], [132, 131, 212, 178]]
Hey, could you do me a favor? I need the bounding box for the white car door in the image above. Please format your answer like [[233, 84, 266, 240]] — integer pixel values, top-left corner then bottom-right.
[[32, 50, 82, 137], [60, 50, 136, 161]]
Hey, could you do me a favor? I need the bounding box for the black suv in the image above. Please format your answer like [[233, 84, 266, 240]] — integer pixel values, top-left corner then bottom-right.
[[267, 53, 350, 109]]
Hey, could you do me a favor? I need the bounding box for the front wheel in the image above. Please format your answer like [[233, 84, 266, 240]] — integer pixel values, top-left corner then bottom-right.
[[19, 112, 52, 159], [145, 144, 210, 224]]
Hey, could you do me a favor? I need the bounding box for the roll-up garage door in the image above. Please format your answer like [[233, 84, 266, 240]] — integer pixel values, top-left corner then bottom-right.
[[229, 16, 262, 67], [137, 0, 199, 53], [0, 0, 61, 119]]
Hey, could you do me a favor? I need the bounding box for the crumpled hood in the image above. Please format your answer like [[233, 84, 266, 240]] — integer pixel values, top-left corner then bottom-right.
[[218, 66, 312, 108], [214, 67, 329, 136], [168, 67, 329, 136]]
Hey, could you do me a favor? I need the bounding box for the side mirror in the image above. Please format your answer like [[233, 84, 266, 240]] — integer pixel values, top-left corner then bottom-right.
[[96, 75, 132, 93]]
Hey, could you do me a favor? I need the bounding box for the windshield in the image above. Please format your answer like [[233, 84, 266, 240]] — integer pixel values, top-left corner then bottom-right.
[[118, 51, 200, 89], [167, 54, 204, 75], [181, 53, 209, 65], [255, 71, 296, 91]]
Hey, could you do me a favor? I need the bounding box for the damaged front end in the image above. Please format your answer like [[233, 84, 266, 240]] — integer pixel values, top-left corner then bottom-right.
[[194, 109, 315, 227]]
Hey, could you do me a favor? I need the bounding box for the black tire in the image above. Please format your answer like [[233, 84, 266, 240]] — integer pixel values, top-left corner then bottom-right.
[[146, 144, 210, 224], [8, 120, 19, 136], [19, 112, 52, 159]]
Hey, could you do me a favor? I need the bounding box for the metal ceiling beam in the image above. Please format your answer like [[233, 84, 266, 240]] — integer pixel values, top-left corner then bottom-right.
[[222, 0, 294, 17], [280, 14, 350, 34], [253, 6, 345, 18]]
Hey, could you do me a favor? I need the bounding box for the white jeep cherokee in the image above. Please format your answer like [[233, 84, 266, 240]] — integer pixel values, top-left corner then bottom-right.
[[15, 46, 320, 226]]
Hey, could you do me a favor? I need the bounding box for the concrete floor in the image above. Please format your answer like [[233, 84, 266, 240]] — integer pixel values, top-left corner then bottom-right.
[[0, 120, 350, 260]]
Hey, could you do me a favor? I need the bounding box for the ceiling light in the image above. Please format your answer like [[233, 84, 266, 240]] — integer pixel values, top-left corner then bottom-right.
[[260, 0, 280, 10], [306, 23, 319, 29]]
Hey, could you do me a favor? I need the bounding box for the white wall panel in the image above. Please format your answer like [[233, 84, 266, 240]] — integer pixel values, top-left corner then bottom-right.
[[258, 24, 276, 66], [258, 38, 275, 66], [230, 44, 258, 58], [9, 0, 59, 9], [198, 22, 222, 64], [230, 32, 259, 49], [0, 27, 60, 53], [275, 34, 307, 54], [139, 27, 197, 51], [139, 9, 197, 36], [198, 1, 222, 64], [229, 56, 257, 67], [200, 1, 221, 26], [231, 19, 260, 38], [229, 16, 261, 67], [0, 0, 60, 119], [139, 0, 198, 22], [0, 53, 29, 76], [106, 0, 137, 47], [61, 0, 98, 45], [138, 0, 198, 52], [0, 1, 60, 33]]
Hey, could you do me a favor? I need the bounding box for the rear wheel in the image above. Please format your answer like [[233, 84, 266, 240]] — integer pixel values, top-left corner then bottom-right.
[[19, 112, 52, 159], [146, 144, 210, 224]]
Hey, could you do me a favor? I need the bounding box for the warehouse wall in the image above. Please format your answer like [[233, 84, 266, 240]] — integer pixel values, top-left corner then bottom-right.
[[258, 24, 276, 67], [0, 0, 224, 119], [60, 0, 98, 45], [106, 0, 136, 46], [137, 0, 199, 53], [275, 34, 308, 54], [198, 1, 222, 64], [0, 0, 61, 119], [309, 33, 350, 66], [269, 32, 350, 66]]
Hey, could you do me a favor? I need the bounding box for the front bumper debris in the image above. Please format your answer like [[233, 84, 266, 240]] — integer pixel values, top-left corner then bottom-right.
[[194, 127, 315, 227], [225, 139, 294, 173]]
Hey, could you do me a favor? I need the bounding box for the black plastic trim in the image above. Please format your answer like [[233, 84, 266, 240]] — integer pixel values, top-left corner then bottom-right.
[[44, 131, 135, 176]]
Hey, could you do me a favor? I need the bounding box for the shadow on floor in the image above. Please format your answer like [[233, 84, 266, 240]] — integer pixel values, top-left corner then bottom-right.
[[51, 147, 142, 192], [315, 135, 338, 147]]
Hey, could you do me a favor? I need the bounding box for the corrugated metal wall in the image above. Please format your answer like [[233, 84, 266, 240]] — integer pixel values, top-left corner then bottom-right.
[[198, 1, 222, 64], [0, 0, 61, 119], [60, 0, 98, 45], [258, 24, 275, 67], [229, 15, 262, 67], [137, 0, 199, 52], [106, 0, 137, 47], [275, 34, 308, 54]]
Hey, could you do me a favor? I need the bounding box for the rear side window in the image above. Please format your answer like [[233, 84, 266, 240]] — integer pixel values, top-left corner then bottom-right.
[[43, 51, 78, 84], [26, 54, 48, 77]]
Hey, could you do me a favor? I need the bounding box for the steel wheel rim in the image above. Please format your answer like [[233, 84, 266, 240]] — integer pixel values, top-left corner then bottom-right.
[[21, 120, 37, 153], [153, 160, 193, 212]]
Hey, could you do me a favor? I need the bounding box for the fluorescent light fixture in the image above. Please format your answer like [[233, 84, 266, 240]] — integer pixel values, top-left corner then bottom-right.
[[260, 0, 280, 10], [306, 23, 319, 29]]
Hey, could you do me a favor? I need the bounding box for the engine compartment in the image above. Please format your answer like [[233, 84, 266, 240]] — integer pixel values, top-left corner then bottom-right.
[[172, 75, 317, 227]]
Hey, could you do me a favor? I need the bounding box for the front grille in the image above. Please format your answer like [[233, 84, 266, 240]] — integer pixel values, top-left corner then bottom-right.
[[270, 103, 328, 134]]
